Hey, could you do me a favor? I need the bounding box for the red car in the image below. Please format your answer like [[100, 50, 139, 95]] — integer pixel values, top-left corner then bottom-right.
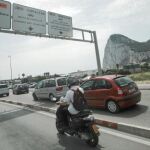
[[80, 75, 141, 113]]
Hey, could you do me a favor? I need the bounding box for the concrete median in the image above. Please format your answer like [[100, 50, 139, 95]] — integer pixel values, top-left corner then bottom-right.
[[0, 99, 150, 139], [95, 119, 150, 138]]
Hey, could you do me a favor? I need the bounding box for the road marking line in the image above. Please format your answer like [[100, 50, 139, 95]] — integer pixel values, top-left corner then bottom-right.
[[37, 111, 56, 118], [0, 102, 56, 118], [100, 128, 150, 146], [0, 108, 22, 115]]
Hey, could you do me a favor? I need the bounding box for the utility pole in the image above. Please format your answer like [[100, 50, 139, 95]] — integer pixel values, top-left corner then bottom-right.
[[8, 55, 12, 84]]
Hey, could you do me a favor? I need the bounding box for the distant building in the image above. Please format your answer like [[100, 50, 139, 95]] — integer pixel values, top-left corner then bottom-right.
[[69, 69, 97, 77], [123, 64, 141, 73]]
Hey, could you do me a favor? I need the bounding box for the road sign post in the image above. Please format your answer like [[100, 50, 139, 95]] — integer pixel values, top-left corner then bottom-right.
[[93, 31, 102, 75]]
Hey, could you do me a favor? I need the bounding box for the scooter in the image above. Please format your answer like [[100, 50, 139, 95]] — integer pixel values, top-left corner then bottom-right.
[[56, 101, 100, 147]]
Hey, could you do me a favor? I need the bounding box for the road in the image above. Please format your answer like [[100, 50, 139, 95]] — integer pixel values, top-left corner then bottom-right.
[[0, 89, 150, 128], [0, 102, 150, 150]]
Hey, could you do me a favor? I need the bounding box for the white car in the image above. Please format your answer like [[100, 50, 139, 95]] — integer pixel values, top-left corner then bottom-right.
[[0, 84, 9, 97], [32, 77, 68, 101]]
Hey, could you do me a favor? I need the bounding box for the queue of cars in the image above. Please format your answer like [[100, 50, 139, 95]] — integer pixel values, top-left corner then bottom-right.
[[0, 83, 29, 97], [0, 74, 141, 113], [32, 75, 141, 113]]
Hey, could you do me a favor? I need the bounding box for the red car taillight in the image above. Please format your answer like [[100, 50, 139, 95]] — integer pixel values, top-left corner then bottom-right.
[[56, 86, 63, 91], [117, 87, 124, 96]]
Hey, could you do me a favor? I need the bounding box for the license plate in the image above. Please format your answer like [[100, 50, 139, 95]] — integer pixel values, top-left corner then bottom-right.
[[92, 124, 100, 135]]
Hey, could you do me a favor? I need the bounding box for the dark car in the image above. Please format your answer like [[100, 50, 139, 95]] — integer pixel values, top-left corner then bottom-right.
[[13, 84, 29, 95], [80, 75, 141, 113]]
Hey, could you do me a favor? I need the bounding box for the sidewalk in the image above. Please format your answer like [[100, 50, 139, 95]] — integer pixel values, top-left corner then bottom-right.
[[137, 83, 150, 90], [0, 99, 150, 139]]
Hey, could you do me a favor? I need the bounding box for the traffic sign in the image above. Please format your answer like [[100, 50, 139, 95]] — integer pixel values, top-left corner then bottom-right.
[[48, 12, 73, 37], [0, 0, 11, 29], [12, 3, 46, 34]]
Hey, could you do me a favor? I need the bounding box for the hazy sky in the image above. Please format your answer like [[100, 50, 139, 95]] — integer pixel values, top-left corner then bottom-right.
[[0, 0, 150, 80]]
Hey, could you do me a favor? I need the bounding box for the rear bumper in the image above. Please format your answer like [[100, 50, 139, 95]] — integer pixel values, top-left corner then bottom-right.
[[17, 89, 28, 93], [117, 91, 141, 109]]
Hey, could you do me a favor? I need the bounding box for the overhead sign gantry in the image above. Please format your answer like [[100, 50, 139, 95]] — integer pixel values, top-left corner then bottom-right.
[[0, 0, 102, 75]]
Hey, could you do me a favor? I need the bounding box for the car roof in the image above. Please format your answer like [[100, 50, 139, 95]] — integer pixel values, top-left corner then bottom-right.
[[44, 77, 66, 81], [14, 84, 23, 86], [94, 74, 125, 80], [0, 84, 7, 85]]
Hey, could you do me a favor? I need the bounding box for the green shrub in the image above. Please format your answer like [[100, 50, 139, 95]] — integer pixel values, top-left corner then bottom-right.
[[129, 72, 150, 81]]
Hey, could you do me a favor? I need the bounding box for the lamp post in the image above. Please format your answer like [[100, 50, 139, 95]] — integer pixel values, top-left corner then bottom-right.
[[8, 56, 12, 85]]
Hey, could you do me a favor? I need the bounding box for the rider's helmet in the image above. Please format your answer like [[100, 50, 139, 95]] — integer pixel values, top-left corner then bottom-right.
[[67, 78, 79, 89]]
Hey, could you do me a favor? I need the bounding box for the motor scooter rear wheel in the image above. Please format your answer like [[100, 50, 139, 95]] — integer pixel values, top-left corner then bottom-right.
[[56, 119, 65, 134], [86, 127, 99, 147]]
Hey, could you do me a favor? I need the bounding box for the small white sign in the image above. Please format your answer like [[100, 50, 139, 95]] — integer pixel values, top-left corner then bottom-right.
[[12, 3, 46, 34], [48, 12, 73, 37], [0, 0, 11, 29]]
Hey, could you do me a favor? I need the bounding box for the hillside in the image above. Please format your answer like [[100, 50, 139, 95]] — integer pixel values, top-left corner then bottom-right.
[[103, 34, 150, 69]]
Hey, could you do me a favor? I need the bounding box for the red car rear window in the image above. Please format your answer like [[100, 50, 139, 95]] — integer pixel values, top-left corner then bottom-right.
[[57, 78, 67, 86], [114, 76, 133, 87]]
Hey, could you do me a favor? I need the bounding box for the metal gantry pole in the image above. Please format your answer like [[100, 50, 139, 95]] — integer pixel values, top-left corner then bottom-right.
[[93, 31, 102, 75]]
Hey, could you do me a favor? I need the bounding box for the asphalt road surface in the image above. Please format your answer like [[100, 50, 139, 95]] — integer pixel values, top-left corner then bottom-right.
[[0, 89, 150, 128], [0, 102, 150, 150]]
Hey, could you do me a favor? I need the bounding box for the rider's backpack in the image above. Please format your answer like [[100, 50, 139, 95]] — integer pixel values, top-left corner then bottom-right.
[[72, 88, 87, 111]]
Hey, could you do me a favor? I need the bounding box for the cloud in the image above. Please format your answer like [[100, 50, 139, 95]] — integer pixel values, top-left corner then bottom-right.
[[105, 0, 150, 19]]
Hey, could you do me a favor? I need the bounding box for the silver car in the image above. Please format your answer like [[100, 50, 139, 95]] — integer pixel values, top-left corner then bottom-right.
[[0, 84, 9, 97], [32, 77, 68, 101]]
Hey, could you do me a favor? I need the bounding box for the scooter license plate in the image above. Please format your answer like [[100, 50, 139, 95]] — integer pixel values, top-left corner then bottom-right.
[[92, 124, 100, 135]]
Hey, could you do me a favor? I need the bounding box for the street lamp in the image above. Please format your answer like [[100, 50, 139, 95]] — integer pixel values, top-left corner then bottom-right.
[[8, 55, 12, 85]]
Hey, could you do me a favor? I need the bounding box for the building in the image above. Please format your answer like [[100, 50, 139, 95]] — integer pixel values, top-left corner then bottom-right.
[[69, 69, 97, 77]]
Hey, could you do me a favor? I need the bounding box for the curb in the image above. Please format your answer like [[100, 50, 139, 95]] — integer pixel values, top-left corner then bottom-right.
[[139, 88, 150, 90], [0, 99, 150, 139], [138, 84, 150, 90], [95, 119, 150, 138]]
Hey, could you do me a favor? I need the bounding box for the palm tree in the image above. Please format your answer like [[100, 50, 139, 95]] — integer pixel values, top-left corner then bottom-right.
[[22, 73, 25, 78]]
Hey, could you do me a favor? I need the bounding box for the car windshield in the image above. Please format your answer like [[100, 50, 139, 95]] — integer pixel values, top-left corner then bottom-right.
[[0, 84, 8, 88], [114, 76, 133, 87], [57, 78, 67, 86]]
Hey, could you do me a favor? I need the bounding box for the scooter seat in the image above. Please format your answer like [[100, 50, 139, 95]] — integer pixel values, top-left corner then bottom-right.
[[71, 109, 92, 118]]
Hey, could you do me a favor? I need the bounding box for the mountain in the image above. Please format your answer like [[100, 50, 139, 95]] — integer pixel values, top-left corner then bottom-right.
[[103, 34, 150, 70]]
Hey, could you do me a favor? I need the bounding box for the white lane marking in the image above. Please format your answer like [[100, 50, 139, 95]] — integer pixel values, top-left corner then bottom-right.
[[0, 102, 26, 109], [100, 128, 150, 146], [37, 111, 56, 118], [0, 102, 56, 118], [0, 108, 22, 115]]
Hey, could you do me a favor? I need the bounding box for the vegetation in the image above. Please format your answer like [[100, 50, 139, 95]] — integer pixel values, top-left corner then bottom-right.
[[104, 67, 150, 82], [128, 71, 150, 81]]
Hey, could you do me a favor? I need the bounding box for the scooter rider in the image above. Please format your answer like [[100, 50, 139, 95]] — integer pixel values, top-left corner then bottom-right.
[[56, 79, 84, 129]]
